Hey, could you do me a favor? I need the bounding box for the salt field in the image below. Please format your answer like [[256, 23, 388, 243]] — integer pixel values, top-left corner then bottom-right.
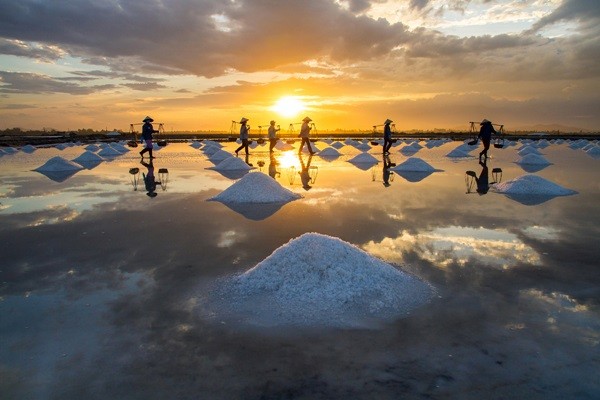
[[1, 138, 599, 399]]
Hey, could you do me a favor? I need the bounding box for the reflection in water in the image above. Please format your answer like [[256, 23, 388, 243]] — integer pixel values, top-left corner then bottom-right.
[[268, 154, 280, 179], [129, 167, 140, 191], [372, 155, 395, 187], [364, 226, 542, 270], [465, 159, 502, 195], [141, 160, 158, 197]]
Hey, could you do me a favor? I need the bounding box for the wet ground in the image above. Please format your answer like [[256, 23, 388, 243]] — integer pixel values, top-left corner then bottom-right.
[[1, 140, 599, 399]]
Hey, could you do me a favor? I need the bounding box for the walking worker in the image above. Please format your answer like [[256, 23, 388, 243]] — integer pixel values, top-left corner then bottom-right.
[[235, 117, 250, 156], [268, 120, 280, 152], [478, 118, 496, 160], [298, 116, 315, 155], [383, 118, 393, 155], [140, 116, 159, 159]]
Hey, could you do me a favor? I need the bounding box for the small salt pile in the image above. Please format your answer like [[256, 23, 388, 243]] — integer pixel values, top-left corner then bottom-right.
[[202, 145, 220, 156], [446, 147, 471, 158], [585, 146, 600, 159], [73, 151, 104, 163], [391, 157, 437, 172], [85, 144, 100, 152], [318, 147, 341, 157], [518, 146, 542, 156], [354, 142, 371, 151], [330, 141, 345, 149], [208, 172, 302, 204], [97, 146, 122, 157], [206, 233, 434, 328], [208, 156, 253, 171], [274, 141, 295, 151], [400, 143, 422, 154], [517, 154, 551, 165], [348, 153, 378, 164], [2, 147, 18, 154], [21, 145, 37, 153], [493, 174, 576, 196], [35, 156, 83, 172], [208, 149, 233, 163], [55, 143, 68, 150]]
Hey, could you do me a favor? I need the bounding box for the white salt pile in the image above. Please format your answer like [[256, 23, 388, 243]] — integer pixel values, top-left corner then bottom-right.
[[330, 141, 345, 149], [72, 151, 104, 163], [586, 146, 600, 159], [446, 147, 471, 158], [518, 146, 542, 156], [2, 147, 18, 154], [208, 156, 253, 171], [55, 143, 68, 150], [205, 233, 434, 328], [275, 141, 295, 151], [190, 141, 202, 149], [354, 143, 371, 151], [516, 154, 551, 165], [85, 144, 100, 152], [209, 172, 302, 203], [34, 156, 84, 172], [493, 174, 577, 196], [391, 157, 437, 172], [400, 143, 422, 154], [348, 153, 379, 164], [318, 147, 341, 157], [97, 146, 123, 157], [20, 145, 36, 153], [202, 145, 220, 156], [208, 149, 233, 162]]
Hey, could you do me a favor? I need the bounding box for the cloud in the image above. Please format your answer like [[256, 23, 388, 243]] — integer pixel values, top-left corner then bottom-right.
[[0, 38, 64, 61], [530, 0, 600, 32], [122, 82, 169, 91], [0, 71, 117, 95]]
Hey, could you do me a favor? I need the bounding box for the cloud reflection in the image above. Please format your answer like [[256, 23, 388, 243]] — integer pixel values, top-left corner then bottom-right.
[[364, 226, 542, 270]]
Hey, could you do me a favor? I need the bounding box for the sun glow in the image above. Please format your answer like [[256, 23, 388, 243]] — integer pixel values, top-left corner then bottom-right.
[[272, 96, 305, 118]]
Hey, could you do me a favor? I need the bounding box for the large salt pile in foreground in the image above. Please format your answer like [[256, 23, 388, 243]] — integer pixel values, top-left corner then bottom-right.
[[209, 172, 301, 203], [493, 174, 576, 196], [205, 233, 434, 328]]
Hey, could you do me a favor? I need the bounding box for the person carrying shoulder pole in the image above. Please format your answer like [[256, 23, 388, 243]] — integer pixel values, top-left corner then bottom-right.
[[268, 120, 280, 153], [478, 118, 496, 160], [383, 118, 393, 154], [298, 116, 315, 155], [235, 117, 250, 156], [140, 116, 159, 159]]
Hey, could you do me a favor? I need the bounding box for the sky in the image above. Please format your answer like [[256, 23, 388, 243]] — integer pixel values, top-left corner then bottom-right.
[[0, 0, 599, 132]]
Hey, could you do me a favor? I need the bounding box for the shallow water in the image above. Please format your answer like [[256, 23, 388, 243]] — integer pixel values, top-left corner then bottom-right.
[[1, 140, 599, 399]]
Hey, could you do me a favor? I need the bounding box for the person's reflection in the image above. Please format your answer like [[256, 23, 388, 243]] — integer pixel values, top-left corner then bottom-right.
[[141, 159, 158, 198], [245, 153, 253, 167], [299, 154, 313, 190], [268, 153, 280, 179], [476, 158, 489, 195], [383, 155, 395, 187]]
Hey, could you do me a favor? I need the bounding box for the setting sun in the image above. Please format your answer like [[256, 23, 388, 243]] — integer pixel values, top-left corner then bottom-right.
[[272, 96, 305, 118]]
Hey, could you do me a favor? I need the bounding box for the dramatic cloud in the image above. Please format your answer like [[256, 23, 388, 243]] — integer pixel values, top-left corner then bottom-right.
[[0, 71, 117, 95], [0, 0, 598, 130]]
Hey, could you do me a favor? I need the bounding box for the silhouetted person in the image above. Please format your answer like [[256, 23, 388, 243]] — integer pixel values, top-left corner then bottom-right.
[[140, 116, 158, 159], [268, 153, 280, 179], [268, 120, 280, 152], [383, 118, 393, 154], [298, 116, 315, 155], [141, 159, 157, 197], [235, 117, 250, 156], [299, 154, 313, 190], [476, 158, 489, 195], [478, 119, 496, 160]]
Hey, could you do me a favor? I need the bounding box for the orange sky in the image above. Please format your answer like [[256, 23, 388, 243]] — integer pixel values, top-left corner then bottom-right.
[[1, 0, 599, 132]]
